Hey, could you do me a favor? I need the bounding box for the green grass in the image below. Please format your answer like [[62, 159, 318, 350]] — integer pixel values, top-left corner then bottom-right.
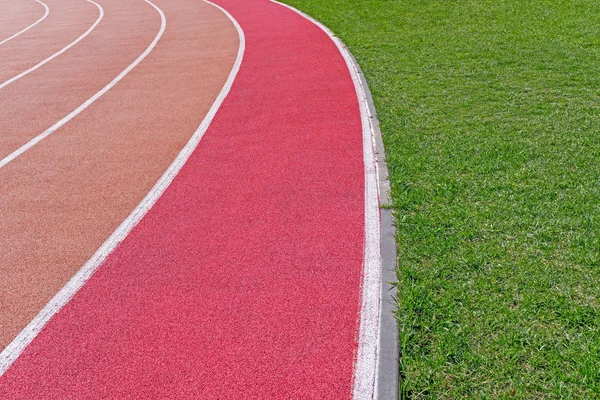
[[281, 0, 600, 397]]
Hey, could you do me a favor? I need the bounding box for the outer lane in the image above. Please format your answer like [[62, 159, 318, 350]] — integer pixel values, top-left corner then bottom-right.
[[0, 0, 239, 352]]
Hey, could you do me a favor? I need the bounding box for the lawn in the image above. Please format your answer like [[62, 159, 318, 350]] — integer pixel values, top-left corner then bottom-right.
[[281, 0, 600, 397]]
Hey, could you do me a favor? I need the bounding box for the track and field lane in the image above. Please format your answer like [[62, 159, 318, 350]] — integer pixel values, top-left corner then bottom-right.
[[0, 0, 161, 162], [0, 0, 372, 398], [0, 0, 239, 354], [0, 0, 103, 91], [0, 0, 98, 84], [0, 0, 49, 46]]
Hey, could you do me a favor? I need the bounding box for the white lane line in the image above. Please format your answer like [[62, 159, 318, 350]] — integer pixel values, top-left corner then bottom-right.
[[0, 0, 164, 169], [0, 0, 244, 376], [0, 0, 50, 46], [0, 0, 103, 90], [270, 2, 382, 399]]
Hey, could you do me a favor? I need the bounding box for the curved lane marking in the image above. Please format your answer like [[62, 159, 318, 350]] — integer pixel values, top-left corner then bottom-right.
[[0, 0, 244, 376], [0, 0, 103, 90], [0, 0, 50, 47], [270, 2, 382, 399], [0, 0, 164, 169]]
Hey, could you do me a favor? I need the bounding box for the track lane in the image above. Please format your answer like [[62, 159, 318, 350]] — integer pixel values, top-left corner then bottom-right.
[[0, 0, 49, 47], [0, 0, 162, 162], [0, 0, 369, 397], [0, 0, 103, 90], [0, 0, 98, 84], [0, 0, 239, 357]]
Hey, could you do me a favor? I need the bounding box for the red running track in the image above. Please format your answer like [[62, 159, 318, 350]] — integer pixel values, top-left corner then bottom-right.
[[0, 0, 47, 43], [0, 0, 374, 398], [0, 0, 99, 83]]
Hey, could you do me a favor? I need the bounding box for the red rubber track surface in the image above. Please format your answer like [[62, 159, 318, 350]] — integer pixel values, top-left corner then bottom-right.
[[0, 0, 97, 83], [0, 0, 366, 398], [0, 0, 44, 41]]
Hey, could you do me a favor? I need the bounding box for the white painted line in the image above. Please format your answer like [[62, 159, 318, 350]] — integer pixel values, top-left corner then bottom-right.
[[0, 0, 245, 376], [270, 2, 382, 399], [0, 0, 50, 46], [0, 0, 103, 90], [0, 0, 164, 170]]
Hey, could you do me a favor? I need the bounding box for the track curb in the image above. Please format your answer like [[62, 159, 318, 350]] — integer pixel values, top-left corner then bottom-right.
[[349, 53, 399, 400]]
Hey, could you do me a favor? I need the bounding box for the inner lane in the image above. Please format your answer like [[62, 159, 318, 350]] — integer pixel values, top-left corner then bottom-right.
[[0, 0, 48, 44], [0, 0, 161, 161], [0, 0, 98, 84], [0, 0, 239, 352]]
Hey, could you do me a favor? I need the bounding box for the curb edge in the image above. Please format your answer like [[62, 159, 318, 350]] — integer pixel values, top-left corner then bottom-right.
[[351, 56, 399, 400]]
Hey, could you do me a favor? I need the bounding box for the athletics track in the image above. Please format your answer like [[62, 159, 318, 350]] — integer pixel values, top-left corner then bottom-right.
[[0, 0, 392, 397]]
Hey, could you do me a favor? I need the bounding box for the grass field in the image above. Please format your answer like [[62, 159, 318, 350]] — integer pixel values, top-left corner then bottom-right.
[[282, 0, 600, 397]]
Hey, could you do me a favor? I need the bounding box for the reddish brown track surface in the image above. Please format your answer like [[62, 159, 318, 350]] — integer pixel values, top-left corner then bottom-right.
[[0, 0, 45, 41], [0, 0, 98, 83], [0, 0, 161, 160], [0, 0, 238, 350]]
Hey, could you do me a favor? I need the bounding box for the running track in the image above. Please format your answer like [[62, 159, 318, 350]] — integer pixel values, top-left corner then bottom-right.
[[0, 0, 384, 398]]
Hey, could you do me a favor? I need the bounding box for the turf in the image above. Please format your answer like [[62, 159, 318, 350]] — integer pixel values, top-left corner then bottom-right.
[[281, 0, 600, 397]]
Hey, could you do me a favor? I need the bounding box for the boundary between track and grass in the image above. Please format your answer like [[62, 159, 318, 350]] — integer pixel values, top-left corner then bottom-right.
[[355, 55, 399, 400], [0, 0, 50, 47], [0, 0, 104, 90], [270, 2, 398, 399], [0, 0, 244, 377], [0, 0, 165, 170]]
